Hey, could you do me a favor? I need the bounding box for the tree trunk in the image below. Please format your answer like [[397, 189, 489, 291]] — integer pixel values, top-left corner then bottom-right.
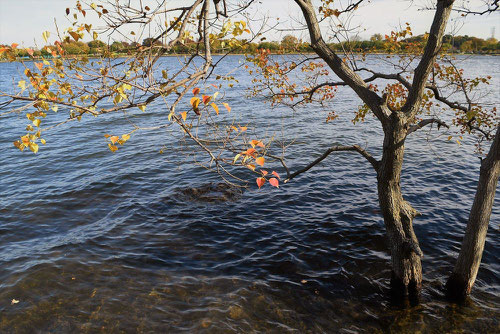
[[446, 125, 500, 300], [378, 113, 423, 298]]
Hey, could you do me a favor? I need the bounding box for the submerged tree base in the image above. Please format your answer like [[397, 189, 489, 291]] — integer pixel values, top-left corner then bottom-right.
[[390, 271, 421, 306], [445, 273, 470, 302]]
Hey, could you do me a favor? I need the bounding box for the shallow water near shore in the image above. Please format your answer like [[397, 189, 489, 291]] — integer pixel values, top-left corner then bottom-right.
[[0, 54, 499, 332]]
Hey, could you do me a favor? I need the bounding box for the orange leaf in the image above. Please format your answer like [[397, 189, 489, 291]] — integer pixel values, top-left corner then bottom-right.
[[192, 87, 200, 95], [250, 140, 265, 148], [26, 48, 34, 56], [202, 95, 211, 104], [256, 177, 266, 189], [256, 157, 265, 166], [190, 97, 200, 109], [110, 136, 119, 144], [108, 143, 118, 152], [11, 43, 19, 49], [272, 171, 280, 180], [261, 170, 268, 176], [210, 102, 219, 115], [180, 111, 187, 121], [35, 62, 43, 71], [247, 164, 256, 171], [269, 178, 279, 188], [243, 148, 256, 156], [239, 126, 247, 132], [0, 48, 7, 54], [223, 102, 231, 112]]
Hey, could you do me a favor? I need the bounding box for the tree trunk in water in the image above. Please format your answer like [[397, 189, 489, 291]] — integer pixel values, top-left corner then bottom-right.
[[446, 125, 500, 300], [378, 114, 423, 298]]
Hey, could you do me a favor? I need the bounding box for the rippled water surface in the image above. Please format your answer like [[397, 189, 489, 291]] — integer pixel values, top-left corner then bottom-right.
[[0, 55, 499, 333]]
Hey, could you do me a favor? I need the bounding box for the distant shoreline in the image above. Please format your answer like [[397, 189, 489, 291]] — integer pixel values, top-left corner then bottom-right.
[[1, 51, 499, 63]]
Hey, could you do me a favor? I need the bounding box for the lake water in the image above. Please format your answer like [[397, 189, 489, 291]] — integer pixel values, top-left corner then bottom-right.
[[0, 55, 499, 332]]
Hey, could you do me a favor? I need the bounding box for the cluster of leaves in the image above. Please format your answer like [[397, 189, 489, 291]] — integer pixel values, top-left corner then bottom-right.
[[246, 49, 338, 116]]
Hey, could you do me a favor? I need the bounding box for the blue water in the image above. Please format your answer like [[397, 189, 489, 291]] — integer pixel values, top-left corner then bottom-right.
[[0, 55, 499, 332]]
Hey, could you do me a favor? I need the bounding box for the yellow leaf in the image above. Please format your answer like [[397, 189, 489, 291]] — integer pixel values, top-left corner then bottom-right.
[[223, 102, 231, 112], [180, 111, 187, 121], [122, 134, 130, 142], [33, 119, 41, 127], [29, 142, 39, 153], [110, 136, 119, 144], [138, 105, 146, 112], [168, 112, 174, 121], [52, 105, 58, 112], [40, 139, 46, 145], [211, 103, 219, 115], [18, 80, 26, 90], [90, 3, 97, 10], [42, 31, 50, 43], [190, 97, 200, 109], [108, 144, 118, 152], [233, 153, 241, 164], [93, 31, 98, 40]]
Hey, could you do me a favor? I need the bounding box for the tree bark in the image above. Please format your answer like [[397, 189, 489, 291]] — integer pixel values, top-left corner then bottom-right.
[[378, 113, 423, 297], [294, 0, 426, 297], [446, 125, 500, 300]]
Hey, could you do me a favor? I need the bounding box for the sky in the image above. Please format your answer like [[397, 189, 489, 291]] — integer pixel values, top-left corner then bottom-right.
[[0, 0, 498, 46]]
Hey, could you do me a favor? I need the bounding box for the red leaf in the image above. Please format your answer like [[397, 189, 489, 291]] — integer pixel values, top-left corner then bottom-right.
[[256, 177, 266, 189], [272, 171, 280, 179], [192, 87, 200, 95], [202, 95, 211, 104], [269, 178, 279, 188]]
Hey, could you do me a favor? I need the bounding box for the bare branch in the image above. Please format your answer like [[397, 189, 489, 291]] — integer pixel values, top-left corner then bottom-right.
[[284, 144, 379, 183], [407, 118, 449, 135]]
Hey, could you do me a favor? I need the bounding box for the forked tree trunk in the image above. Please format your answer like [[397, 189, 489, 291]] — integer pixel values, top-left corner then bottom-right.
[[446, 125, 500, 300], [378, 113, 423, 297]]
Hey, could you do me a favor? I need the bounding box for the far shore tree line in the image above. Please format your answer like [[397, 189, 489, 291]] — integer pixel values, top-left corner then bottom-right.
[[1, 33, 499, 59]]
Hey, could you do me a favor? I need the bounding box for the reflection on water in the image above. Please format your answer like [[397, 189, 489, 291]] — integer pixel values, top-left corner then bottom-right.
[[0, 55, 499, 332]]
